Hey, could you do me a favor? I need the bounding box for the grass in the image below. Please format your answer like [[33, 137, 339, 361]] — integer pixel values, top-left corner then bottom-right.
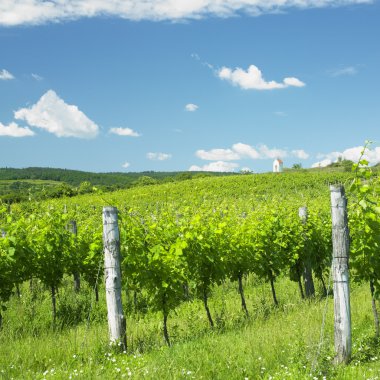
[[1, 276, 379, 379]]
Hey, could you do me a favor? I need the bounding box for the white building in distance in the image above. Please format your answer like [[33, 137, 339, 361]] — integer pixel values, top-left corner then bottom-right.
[[273, 158, 283, 173]]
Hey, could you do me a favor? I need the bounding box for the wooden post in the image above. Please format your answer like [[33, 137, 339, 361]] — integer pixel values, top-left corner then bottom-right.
[[68, 220, 80, 292], [103, 206, 126, 350], [299, 207, 315, 297], [330, 185, 351, 364]]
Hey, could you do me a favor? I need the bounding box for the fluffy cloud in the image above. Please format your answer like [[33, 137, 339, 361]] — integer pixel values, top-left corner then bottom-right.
[[258, 144, 288, 159], [191, 144, 312, 172], [147, 152, 172, 161], [189, 161, 239, 172], [14, 90, 99, 138], [0, 1, 372, 26], [218, 65, 305, 90], [122, 162, 131, 168], [196, 148, 240, 161], [0, 69, 14, 80], [292, 149, 309, 160], [0, 122, 34, 137], [312, 145, 380, 167], [311, 159, 332, 168], [185, 103, 198, 112], [232, 143, 260, 159], [110, 127, 140, 137], [196, 143, 305, 161]]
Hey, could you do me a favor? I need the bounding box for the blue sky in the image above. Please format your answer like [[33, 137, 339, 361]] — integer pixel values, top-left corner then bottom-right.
[[0, 0, 379, 173]]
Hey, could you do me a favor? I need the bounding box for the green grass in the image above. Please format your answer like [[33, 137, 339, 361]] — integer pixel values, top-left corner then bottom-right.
[[1, 276, 380, 379]]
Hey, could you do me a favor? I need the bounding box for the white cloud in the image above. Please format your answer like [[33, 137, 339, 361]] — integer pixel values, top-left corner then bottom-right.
[[257, 144, 288, 159], [185, 103, 198, 112], [311, 159, 332, 168], [232, 143, 260, 159], [0, 69, 14, 80], [0, 122, 34, 137], [0, 1, 372, 26], [196, 143, 308, 161], [292, 149, 309, 159], [109, 127, 140, 137], [330, 66, 358, 77], [283, 77, 306, 87], [122, 162, 130, 168], [189, 161, 239, 172], [313, 145, 380, 167], [218, 65, 305, 90], [31, 73, 43, 81], [14, 90, 99, 138], [341, 146, 380, 164], [147, 152, 172, 161], [196, 148, 240, 161]]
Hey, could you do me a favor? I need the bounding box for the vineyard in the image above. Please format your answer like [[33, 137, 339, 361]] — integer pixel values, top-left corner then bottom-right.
[[1, 165, 380, 379]]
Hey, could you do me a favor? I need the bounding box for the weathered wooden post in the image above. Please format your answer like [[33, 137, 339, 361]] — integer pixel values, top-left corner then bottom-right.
[[330, 185, 351, 364], [103, 206, 127, 350], [68, 220, 80, 292], [299, 207, 315, 297]]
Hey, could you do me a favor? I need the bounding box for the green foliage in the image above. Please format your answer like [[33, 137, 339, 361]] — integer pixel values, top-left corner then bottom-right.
[[1, 158, 380, 377], [133, 176, 158, 187], [1, 157, 380, 346], [349, 143, 380, 294], [27, 210, 73, 289]]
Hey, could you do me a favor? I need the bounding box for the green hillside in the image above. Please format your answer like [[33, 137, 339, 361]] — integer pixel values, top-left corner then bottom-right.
[[0, 167, 234, 203], [0, 167, 233, 186], [1, 167, 379, 379]]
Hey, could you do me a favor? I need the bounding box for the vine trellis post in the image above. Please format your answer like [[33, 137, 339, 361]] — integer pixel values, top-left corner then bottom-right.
[[330, 185, 351, 364], [103, 206, 127, 350]]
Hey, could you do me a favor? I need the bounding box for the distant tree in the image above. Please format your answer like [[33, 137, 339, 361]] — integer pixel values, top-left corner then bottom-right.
[[51, 183, 76, 198], [134, 176, 158, 187], [162, 176, 175, 183], [292, 163, 302, 170], [193, 173, 212, 179], [328, 159, 353, 171], [78, 181, 93, 194], [240, 169, 253, 175], [175, 173, 193, 181]]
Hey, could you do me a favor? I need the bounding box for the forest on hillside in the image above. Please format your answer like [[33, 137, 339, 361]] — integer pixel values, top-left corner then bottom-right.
[[0, 167, 233, 203]]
